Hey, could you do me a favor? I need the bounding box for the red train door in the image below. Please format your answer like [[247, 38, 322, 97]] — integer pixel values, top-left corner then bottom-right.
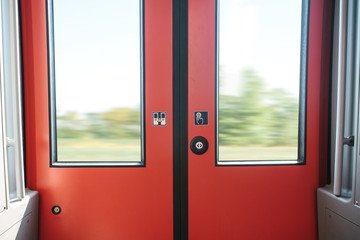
[[20, 0, 329, 239], [21, 0, 174, 239], [187, 0, 330, 239]]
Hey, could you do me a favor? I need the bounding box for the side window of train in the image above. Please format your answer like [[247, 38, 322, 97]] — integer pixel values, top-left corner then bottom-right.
[[47, 0, 144, 166], [0, 0, 25, 206], [216, 0, 309, 165]]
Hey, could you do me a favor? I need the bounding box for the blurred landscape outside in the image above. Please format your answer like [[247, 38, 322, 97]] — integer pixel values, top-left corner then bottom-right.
[[54, 0, 302, 162], [218, 0, 302, 161], [54, 0, 142, 162]]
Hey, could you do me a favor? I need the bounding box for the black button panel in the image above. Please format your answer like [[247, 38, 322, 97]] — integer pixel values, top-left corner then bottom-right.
[[190, 136, 209, 155]]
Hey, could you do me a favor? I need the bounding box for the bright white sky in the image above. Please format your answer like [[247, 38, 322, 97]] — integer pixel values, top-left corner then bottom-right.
[[54, 0, 140, 113], [54, 0, 302, 113], [220, 0, 302, 97]]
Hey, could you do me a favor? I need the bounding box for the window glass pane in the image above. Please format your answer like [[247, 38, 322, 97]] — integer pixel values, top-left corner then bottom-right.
[[51, 0, 142, 163], [218, 0, 305, 162]]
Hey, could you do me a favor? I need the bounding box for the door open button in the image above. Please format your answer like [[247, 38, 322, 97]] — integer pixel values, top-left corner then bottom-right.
[[195, 141, 203, 150], [190, 136, 208, 155]]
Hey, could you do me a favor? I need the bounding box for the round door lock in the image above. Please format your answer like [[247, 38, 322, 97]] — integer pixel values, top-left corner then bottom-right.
[[190, 136, 209, 155], [52, 205, 61, 215]]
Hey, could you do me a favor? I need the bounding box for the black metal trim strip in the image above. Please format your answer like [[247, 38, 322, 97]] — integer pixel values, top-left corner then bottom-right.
[[46, 0, 57, 166], [319, 0, 335, 185], [298, 0, 311, 164], [215, 0, 310, 166], [327, 0, 336, 185], [215, 0, 219, 166], [18, 0, 27, 186], [46, 0, 145, 167], [173, 0, 188, 239]]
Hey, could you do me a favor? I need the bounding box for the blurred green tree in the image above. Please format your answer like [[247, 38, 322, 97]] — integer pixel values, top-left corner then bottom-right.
[[219, 69, 298, 147], [57, 112, 88, 138], [57, 108, 141, 140]]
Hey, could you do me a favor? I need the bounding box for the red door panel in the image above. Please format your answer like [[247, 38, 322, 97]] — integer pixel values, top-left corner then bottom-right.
[[21, 0, 173, 239], [188, 0, 325, 239]]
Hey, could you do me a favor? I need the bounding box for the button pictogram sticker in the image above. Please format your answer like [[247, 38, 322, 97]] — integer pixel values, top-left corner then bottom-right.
[[153, 112, 167, 126], [194, 111, 208, 126]]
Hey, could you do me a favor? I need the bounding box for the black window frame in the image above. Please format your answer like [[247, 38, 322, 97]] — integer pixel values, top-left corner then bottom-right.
[[46, 0, 146, 167], [215, 0, 310, 166]]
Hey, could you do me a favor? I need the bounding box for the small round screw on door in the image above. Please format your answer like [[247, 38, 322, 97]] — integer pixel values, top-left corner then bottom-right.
[[190, 136, 209, 155], [52, 205, 61, 215]]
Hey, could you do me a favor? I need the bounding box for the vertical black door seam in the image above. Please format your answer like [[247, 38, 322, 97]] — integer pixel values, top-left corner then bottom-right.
[[173, 0, 188, 239]]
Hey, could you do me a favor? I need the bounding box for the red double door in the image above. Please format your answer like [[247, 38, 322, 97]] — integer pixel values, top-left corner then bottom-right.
[[21, 0, 329, 239]]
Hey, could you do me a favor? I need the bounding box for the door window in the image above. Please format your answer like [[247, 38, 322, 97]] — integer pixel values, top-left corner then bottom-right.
[[217, 0, 308, 164], [47, 0, 144, 166]]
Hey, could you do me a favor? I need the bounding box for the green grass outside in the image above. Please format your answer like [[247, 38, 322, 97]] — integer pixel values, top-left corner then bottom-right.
[[57, 138, 141, 162], [58, 138, 297, 162], [219, 146, 297, 161]]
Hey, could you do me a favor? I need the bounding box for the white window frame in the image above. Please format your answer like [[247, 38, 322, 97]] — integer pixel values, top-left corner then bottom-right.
[[0, 94, 6, 213], [0, 0, 25, 211]]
